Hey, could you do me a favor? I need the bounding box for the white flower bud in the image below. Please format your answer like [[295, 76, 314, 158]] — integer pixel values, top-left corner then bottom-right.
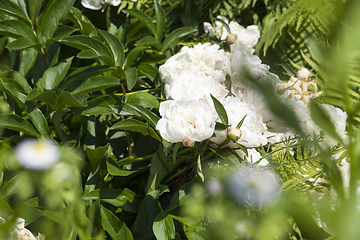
[[226, 34, 237, 45], [296, 68, 311, 81], [227, 126, 242, 142]]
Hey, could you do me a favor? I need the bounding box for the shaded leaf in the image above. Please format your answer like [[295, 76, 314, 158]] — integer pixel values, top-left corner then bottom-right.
[[110, 119, 161, 142], [70, 76, 120, 95], [154, 0, 165, 42], [123, 9, 156, 37], [106, 158, 138, 176], [37, 0, 76, 45], [125, 67, 137, 91], [0, 114, 38, 136], [161, 27, 197, 52]]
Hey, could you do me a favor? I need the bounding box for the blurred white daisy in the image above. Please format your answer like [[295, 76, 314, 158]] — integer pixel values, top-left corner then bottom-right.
[[227, 167, 279, 206], [16, 139, 60, 170]]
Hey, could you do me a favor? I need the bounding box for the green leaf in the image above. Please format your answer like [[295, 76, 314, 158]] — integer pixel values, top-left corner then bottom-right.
[[154, 0, 165, 42], [26, 102, 50, 138], [57, 91, 88, 109], [137, 62, 159, 81], [85, 145, 110, 168], [26, 89, 58, 110], [0, 20, 38, 43], [59, 36, 114, 65], [70, 76, 120, 95], [106, 158, 138, 176], [180, 0, 200, 28], [19, 48, 38, 76], [11, 71, 31, 93], [39, 57, 73, 90], [6, 37, 40, 50], [52, 26, 78, 39], [28, 0, 43, 23], [0, 1, 30, 23], [211, 94, 228, 126], [184, 224, 205, 240], [236, 115, 247, 129], [51, 109, 68, 143], [71, 95, 116, 116], [123, 103, 160, 127], [0, 172, 28, 198], [125, 67, 137, 91], [124, 46, 149, 70], [110, 119, 161, 142], [133, 190, 161, 234], [0, 79, 26, 106], [309, 102, 343, 145], [153, 212, 175, 240], [161, 27, 197, 52], [196, 154, 204, 182], [0, 114, 38, 136], [101, 205, 122, 239], [167, 181, 193, 211], [98, 29, 125, 67], [125, 92, 159, 109], [116, 223, 133, 240], [37, 0, 76, 45], [123, 9, 156, 37], [67, 7, 97, 36], [135, 36, 161, 50], [83, 188, 135, 208], [145, 145, 186, 194]]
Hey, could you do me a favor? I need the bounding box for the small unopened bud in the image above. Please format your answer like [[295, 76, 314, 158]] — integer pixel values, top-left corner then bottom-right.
[[182, 138, 196, 147], [228, 127, 242, 142], [297, 68, 311, 81], [226, 34, 237, 45]]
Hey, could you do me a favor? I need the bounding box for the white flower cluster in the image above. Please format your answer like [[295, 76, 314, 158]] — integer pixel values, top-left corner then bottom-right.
[[156, 16, 347, 165], [0, 217, 44, 240], [81, 0, 136, 10]]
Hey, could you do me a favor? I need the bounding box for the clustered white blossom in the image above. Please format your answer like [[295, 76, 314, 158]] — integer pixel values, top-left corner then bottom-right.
[[0, 217, 44, 240], [156, 16, 348, 166]]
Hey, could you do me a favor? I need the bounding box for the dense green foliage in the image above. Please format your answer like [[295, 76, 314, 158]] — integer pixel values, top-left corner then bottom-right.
[[0, 0, 360, 239]]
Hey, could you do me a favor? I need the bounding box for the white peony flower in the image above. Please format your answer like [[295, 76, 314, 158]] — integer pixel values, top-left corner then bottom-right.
[[228, 22, 260, 54], [318, 103, 348, 146], [165, 67, 228, 102], [203, 16, 260, 54], [81, 0, 121, 10], [230, 49, 270, 88], [156, 99, 216, 147], [203, 16, 230, 40], [159, 43, 231, 86], [105, 0, 121, 6], [81, 0, 104, 9], [16, 139, 60, 170]]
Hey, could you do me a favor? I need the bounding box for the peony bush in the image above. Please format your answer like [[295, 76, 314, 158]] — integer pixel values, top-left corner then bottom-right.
[[0, 0, 359, 239]]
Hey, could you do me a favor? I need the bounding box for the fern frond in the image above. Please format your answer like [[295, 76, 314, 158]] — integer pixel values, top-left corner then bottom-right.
[[257, 0, 335, 55]]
